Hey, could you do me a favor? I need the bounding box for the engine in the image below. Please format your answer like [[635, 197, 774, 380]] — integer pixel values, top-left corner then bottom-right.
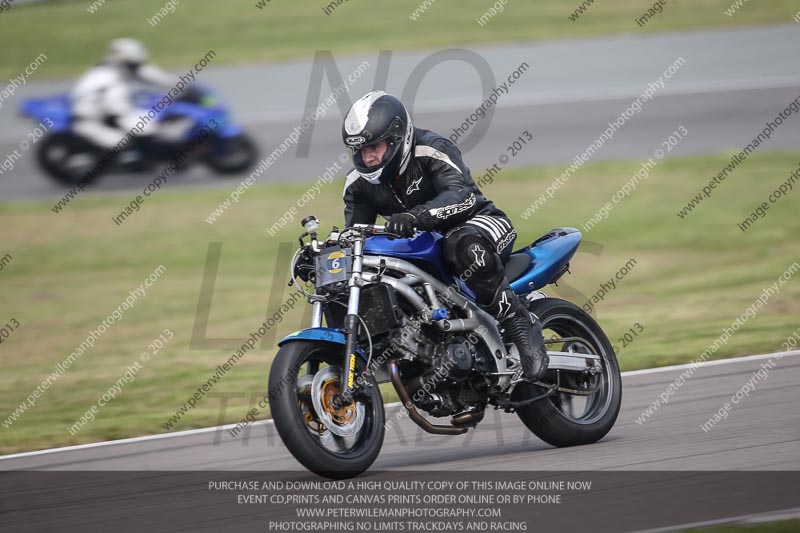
[[323, 282, 492, 417], [388, 315, 492, 417]]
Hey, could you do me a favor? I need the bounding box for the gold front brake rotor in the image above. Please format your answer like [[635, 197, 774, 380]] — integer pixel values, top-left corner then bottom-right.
[[298, 384, 325, 433], [319, 378, 356, 425], [300, 402, 326, 433]]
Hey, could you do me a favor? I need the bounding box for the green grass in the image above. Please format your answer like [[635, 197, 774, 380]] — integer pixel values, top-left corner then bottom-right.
[[1, 150, 799, 453], [1, 0, 798, 79], [682, 520, 800, 532]]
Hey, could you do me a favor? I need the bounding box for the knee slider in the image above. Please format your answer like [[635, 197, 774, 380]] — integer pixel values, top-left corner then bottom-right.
[[445, 227, 500, 279]]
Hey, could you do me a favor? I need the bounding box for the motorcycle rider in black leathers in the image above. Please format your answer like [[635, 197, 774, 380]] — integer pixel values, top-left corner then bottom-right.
[[341, 91, 548, 380]]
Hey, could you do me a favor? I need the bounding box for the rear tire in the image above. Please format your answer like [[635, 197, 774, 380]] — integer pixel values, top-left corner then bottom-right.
[[269, 341, 384, 479], [513, 298, 622, 447], [204, 134, 257, 174]]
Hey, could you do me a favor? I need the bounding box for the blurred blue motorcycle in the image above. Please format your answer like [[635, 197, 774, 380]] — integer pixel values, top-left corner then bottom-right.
[[19, 86, 258, 186]]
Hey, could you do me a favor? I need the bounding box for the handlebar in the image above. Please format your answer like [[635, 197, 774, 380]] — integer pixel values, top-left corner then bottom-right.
[[349, 223, 420, 239], [315, 223, 421, 247], [351, 223, 387, 233]]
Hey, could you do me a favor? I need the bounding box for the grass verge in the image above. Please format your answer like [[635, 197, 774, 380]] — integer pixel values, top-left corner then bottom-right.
[[1, 0, 798, 79]]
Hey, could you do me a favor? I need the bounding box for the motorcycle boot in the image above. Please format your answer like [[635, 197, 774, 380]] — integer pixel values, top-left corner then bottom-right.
[[484, 286, 548, 381]]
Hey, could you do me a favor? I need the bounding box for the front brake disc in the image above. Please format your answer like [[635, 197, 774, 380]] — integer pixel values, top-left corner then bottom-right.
[[310, 366, 365, 437]]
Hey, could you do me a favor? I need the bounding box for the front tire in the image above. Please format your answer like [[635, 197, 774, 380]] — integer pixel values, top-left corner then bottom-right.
[[36, 132, 105, 186], [513, 298, 622, 447], [269, 341, 385, 479]]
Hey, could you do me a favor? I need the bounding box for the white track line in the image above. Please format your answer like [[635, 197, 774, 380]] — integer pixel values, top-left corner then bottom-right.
[[1, 350, 798, 462], [622, 350, 799, 376]]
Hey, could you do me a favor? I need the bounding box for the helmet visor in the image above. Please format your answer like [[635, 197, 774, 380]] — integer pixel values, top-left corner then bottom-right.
[[350, 138, 400, 183]]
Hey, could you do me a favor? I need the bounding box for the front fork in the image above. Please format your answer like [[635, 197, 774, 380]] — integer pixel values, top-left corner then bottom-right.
[[338, 239, 364, 405]]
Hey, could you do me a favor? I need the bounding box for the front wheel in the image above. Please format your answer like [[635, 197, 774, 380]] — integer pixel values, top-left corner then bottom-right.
[[513, 297, 622, 447], [268, 341, 385, 479], [36, 132, 105, 186]]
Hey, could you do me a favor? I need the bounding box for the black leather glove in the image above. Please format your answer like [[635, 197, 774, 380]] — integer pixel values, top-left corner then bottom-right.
[[386, 212, 417, 238], [409, 206, 437, 232]]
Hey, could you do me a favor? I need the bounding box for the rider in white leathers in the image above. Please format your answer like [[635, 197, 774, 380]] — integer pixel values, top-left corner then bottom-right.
[[70, 38, 177, 151]]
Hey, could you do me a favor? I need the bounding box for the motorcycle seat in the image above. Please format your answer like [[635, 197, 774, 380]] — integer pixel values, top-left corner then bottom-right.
[[503, 252, 532, 282]]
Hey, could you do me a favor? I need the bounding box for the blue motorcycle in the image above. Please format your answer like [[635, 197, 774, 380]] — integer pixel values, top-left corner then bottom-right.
[[270, 216, 622, 478], [19, 87, 257, 186]]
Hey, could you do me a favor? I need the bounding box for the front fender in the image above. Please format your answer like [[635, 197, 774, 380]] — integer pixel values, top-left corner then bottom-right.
[[278, 327, 368, 362]]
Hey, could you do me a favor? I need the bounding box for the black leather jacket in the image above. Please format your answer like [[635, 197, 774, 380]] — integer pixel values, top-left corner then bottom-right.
[[343, 128, 507, 231]]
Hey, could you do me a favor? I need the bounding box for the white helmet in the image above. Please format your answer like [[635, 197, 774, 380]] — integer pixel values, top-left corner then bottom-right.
[[106, 38, 149, 67]]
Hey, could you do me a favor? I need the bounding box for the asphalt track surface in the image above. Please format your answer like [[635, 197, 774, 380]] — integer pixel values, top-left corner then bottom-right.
[[1, 353, 799, 532], [4, 352, 798, 471], [2, 25, 800, 200]]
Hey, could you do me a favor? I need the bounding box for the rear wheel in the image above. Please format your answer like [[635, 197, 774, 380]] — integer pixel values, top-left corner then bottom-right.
[[204, 134, 257, 174], [269, 341, 384, 479], [513, 298, 622, 447]]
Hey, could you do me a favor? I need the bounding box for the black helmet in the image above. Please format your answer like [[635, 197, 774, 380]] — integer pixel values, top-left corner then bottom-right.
[[342, 91, 414, 184]]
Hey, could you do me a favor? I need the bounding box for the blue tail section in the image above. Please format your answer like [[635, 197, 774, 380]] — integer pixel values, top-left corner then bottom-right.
[[19, 95, 72, 131], [509, 228, 582, 294]]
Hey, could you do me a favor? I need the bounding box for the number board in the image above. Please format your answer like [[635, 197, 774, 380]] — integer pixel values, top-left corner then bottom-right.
[[314, 247, 352, 287]]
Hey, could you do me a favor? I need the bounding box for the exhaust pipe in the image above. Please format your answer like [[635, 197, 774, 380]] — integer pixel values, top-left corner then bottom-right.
[[451, 410, 485, 427], [389, 361, 467, 436]]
